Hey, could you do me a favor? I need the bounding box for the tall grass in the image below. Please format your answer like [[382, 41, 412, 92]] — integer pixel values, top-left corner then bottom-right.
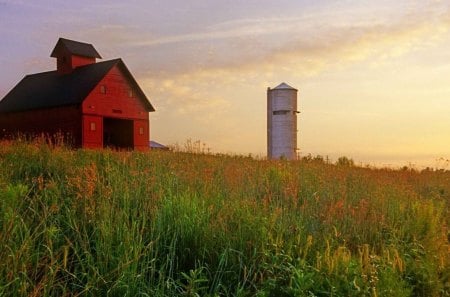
[[0, 140, 448, 296]]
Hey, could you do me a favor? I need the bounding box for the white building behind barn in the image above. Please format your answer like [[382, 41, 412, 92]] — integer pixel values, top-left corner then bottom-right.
[[267, 83, 299, 160]]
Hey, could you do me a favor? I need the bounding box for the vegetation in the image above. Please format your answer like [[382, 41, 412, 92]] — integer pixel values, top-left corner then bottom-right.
[[0, 140, 448, 296]]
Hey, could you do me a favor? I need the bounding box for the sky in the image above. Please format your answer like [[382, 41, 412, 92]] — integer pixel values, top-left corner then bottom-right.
[[0, 0, 449, 168]]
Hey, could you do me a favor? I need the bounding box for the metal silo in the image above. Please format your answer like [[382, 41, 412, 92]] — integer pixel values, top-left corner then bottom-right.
[[267, 82, 298, 160]]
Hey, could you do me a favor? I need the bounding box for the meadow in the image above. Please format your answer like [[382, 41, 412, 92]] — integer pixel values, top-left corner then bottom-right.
[[0, 140, 448, 296]]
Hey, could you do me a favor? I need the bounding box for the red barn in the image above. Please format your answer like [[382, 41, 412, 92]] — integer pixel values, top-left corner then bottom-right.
[[0, 38, 155, 150]]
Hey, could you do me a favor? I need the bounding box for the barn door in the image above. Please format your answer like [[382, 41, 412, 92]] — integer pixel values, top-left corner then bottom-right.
[[133, 120, 149, 150], [82, 115, 102, 148], [103, 117, 133, 149]]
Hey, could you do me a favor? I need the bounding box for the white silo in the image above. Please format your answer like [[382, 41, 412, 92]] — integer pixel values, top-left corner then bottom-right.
[[267, 82, 299, 160]]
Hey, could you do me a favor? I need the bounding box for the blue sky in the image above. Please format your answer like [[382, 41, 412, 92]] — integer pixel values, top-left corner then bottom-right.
[[1, 0, 449, 167]]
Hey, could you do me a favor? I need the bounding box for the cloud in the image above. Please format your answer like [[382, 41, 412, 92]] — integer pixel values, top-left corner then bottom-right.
[[133, 16, 317, 47], [140, 11, 450, 90], [1, 0, 449, 161], [136, 2, 450, 154], [122, 0, 450, 80], [140, 74, 232, 126]]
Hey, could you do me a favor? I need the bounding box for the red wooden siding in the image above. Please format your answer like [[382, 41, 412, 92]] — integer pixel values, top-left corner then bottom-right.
[[55, 46, 96, 74], [134, 120, 149, 150], [82, 115, 103, 148], [82, 65, 150, 149], [82, 65, 149, 120], [72, 55, 96, 69], [57, 55, 95, 74], [0, 106, 82, 145]]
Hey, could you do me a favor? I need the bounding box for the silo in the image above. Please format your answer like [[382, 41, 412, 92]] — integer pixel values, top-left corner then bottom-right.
[[267, 82, 298, 160]]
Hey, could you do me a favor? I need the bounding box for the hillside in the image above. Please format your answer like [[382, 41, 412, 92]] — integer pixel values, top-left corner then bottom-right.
[[0, 140, 448, 296]]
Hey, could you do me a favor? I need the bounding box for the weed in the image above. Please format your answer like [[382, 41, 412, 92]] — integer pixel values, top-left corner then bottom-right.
[[0, 140, 448, 296]]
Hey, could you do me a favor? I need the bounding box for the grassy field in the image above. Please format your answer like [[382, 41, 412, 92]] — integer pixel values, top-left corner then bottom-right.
[[0, 140, 448, 296]]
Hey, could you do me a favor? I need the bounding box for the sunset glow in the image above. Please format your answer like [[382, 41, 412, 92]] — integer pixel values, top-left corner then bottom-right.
[[1, 0, 449, 168]]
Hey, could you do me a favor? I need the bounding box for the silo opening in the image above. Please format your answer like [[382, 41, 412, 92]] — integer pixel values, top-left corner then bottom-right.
[[273, 110, 289, 115]]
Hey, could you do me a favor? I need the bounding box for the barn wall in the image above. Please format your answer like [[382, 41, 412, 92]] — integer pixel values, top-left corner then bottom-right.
[[0, 105, 82, 146], [82, 65, 150, 149], [133, 120, 149, 150], [82, 65, 149, 120], [82, 115, 103, 148], [55, 46, 95, 74], [71, 55, 96, 69]]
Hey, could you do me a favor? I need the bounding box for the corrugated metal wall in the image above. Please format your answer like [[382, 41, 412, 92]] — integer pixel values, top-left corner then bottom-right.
[[267, 85, 298, 160]]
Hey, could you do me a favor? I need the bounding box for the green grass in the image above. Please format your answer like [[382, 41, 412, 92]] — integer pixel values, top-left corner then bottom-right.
[[0, 140, 448, 296]]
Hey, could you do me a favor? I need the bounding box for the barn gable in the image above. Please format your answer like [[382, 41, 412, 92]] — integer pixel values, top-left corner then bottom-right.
[[81, 63, 152, 149], [100, 60, 155, 112]]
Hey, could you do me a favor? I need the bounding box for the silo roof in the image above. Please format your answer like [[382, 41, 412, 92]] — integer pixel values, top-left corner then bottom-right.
[[273, 82, 297, 91]]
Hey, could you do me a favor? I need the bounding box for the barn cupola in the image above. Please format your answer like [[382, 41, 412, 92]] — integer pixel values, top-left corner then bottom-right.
[[50, 38, 102, 75]]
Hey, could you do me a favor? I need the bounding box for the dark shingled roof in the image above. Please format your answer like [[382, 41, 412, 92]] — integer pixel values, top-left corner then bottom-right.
[[50, 38, 102, 59], [0, 59, 155, 113]]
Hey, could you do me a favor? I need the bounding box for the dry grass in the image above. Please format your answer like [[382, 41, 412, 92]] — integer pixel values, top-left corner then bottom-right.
[[0, 140, 448, 296]]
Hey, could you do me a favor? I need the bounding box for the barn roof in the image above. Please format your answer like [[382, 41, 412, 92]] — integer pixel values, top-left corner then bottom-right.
[[50, 38, 102, 59], [0, 59, 155, 113]]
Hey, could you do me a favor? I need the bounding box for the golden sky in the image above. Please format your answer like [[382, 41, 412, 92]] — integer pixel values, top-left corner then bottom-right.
[[0, 0, 449, 168]]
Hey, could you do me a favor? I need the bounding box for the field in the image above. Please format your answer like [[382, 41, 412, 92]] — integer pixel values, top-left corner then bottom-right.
[[0, 140, 448, 296]]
